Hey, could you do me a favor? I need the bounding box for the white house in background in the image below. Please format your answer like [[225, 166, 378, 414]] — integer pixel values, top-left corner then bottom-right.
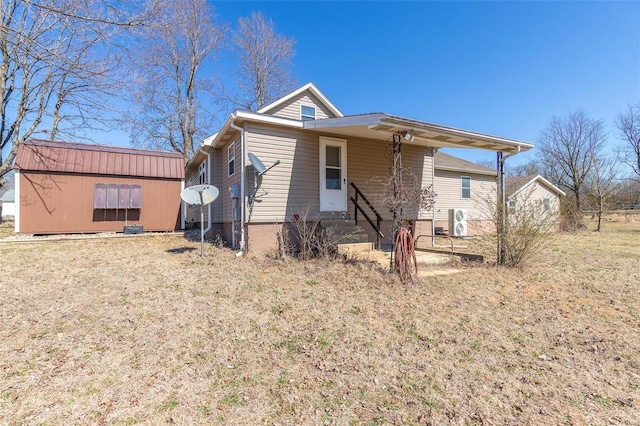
[[505, 174, 565, 217], [1, 189, 15, 219]]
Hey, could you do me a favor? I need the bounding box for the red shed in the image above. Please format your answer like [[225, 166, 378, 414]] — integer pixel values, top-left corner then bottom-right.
[[14, 139, 185, 235]]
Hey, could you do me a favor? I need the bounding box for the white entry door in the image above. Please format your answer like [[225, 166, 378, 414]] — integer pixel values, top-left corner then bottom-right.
[[319, 137, 347, 212]]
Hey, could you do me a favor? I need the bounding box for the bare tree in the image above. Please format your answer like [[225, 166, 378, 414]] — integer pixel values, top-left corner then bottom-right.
[[507, 159, 540, 178], [615, 104, 640, 182], [537, 110, 606, 229], [125, 0, 223, 167], [231, 11, 296, 111], [0, 0, 153, 186], [586, 155, 621, 231]]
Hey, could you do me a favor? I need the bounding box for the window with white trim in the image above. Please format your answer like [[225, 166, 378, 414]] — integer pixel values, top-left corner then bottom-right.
[[198, 161, 207, 185], [543, 197, 550, 211], [461, 176, 471, 199], [301, 105, 316, 121], [228, 143, 236, 176]]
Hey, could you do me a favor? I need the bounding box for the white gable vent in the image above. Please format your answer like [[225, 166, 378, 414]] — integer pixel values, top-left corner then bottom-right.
[[449, 208, 468, 237]]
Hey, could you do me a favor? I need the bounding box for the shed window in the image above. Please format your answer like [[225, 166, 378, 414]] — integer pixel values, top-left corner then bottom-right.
[[301, 105, 316, 121], [543, 197, 550, 211], [461, 176, 471, 199], [94, 184, 142, 209], [228, 143, 236, 176]]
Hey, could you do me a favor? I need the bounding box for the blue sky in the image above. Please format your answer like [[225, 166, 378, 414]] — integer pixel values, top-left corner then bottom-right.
[[212, 0, 639, 167]]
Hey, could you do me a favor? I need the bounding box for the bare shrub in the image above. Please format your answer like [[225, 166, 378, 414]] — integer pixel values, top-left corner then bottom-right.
[[368, 169, 437, 226], [288, 207, 339, 261], [482, 186, 557, 267]]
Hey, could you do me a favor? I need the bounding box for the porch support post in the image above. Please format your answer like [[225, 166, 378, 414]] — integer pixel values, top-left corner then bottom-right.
[[390, 133, 402, 270], [497, 152, 506, 265]]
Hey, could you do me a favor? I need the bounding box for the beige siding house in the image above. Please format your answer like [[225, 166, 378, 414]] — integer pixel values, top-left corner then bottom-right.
[[185, 83, 532, 252], [506, 175, 565, 219], [432, 152, 497, 236]]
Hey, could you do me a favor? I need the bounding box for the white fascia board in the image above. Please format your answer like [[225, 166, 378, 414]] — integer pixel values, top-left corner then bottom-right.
[[234, 110, 305, 128], [303, 113, 384, 130], [533, 175, 566, 197], [257, 82, 344, 118], [434, 165, 497, 176], [510, 175, 565, 199], [200, 110, 303, 152]]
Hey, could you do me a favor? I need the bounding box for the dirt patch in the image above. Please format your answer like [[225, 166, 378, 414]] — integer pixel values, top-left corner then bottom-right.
[[1, 223, 639, 425]]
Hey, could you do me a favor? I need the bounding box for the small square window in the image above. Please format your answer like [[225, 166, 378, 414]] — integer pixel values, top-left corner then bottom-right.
[[301, 105, 316, 121], [228, 143, 236, 176], [461, 176, 471, 199]]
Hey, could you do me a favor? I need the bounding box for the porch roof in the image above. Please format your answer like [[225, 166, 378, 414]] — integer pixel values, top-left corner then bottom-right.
[[303, 113, 533, 154]]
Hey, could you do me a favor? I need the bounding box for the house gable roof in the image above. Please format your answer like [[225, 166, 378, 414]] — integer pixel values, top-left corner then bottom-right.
[[434, 152, 497, 176], [15, 139, 185, 179], [257, 82, 344, 118], [506, 174, 566, 198]]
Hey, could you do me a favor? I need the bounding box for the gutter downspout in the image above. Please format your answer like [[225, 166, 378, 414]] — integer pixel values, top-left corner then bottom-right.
[[204, 149, 212, 236], [229, 119, 246, 255]]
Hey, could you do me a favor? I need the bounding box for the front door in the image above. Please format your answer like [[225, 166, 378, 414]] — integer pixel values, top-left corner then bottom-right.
[[319, 137, 347, 211]]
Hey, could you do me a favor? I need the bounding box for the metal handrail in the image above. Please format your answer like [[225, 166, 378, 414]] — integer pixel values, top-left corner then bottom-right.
[[350, 182, 384, 249], [414, 234, 455, 254]]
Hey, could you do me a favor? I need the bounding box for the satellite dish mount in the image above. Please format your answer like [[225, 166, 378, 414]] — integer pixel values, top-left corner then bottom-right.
[[180, 184, 219, 257], [248, 152, 280, 206]]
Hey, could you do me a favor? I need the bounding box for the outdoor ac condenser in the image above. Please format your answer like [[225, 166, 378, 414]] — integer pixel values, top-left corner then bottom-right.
[[449, 208, 468, 237]]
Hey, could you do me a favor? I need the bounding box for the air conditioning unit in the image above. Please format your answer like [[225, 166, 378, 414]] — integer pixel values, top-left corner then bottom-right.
[[449, 208, 468, 237]]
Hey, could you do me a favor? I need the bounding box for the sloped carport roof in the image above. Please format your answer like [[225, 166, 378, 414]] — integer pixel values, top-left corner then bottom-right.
[[15, 139, 184, 179], [303, 113, 533, 154]]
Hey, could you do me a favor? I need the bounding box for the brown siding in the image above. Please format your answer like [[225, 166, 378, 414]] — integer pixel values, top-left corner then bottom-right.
[[267, 92, 336, 120], [18, 172, 182, 234]]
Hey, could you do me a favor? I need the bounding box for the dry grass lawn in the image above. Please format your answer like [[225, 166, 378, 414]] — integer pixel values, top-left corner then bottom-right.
[[1, 219, 639, 425]]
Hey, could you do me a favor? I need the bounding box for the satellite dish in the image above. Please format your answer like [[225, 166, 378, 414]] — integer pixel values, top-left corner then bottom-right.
[[181, 184, 219, 206], [248, 152, 280, 176], [180, 184, 220, 258]]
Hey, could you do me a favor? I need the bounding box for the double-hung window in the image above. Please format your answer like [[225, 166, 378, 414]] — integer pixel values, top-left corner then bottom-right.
[[228, 143, 236, 176], [301, 105, 316, 121], [461, 176, 471, 199]]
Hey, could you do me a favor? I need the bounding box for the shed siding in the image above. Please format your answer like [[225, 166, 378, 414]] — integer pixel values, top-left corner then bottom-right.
[[433, 170, 496, 221], [267, 91, 336, 121], [18, 172, 182, 234]]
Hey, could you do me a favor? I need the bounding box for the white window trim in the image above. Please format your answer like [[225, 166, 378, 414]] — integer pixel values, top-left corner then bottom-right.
[[461, 176, 471, 199], [228, 142, 236, 177], [300, 105, 316, 121]]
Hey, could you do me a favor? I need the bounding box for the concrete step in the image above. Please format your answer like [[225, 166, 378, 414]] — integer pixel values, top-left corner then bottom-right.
[[334, 233, 370, 244], [320, 219, 356, 228], [323, 225, 366, 236]]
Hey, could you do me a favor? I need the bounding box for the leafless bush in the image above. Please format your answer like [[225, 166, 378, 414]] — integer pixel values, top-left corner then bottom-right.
[[368, 169, 437, 224], [288, 207, 339, 261], [481, 187, 557, 267]]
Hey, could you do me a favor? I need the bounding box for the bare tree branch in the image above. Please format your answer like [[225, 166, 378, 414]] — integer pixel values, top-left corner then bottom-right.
[[231, 11, 296, 111], [615, 103, 640, 181], [537, 110, 606, 229], [123, 0, 223, 168]]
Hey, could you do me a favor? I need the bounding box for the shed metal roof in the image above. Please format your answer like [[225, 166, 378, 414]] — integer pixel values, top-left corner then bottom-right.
[[15, 140, 184, 179]]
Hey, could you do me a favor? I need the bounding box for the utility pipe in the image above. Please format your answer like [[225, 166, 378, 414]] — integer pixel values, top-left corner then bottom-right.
[[229, 120, 246, 254]]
